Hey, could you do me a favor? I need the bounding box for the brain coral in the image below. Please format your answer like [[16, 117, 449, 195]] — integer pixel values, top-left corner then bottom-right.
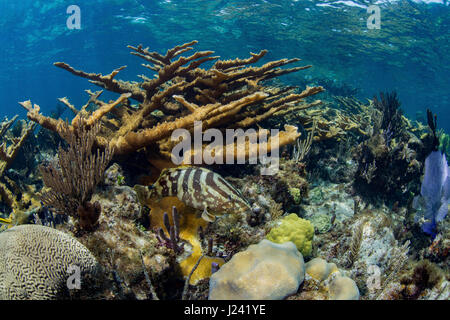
[[0, 225, 100, 299], [266, 213, 314, 256], [209, 239, 305, 300]]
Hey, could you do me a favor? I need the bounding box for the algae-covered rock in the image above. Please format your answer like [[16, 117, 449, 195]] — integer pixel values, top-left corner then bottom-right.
[[209, 239, 305, 300], [266, 213, 314, 256], [0, 224, 100, 300]]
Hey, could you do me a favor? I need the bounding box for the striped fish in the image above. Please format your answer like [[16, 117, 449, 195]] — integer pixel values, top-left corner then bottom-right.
[[149, 166, 251, 222]]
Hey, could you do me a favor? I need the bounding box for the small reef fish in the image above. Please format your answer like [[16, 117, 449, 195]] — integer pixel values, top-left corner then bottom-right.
[[148, 166, 251, 222]]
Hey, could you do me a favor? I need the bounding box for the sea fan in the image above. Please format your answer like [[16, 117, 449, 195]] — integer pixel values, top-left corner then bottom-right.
[[413, 150, 450, 236]]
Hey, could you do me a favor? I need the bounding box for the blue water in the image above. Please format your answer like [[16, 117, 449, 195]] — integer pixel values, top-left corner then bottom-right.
[[0, 0, 449, 131]]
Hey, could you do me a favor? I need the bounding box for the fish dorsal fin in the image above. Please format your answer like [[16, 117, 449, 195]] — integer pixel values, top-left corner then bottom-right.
[[176, 165, 194, 170], [201, 208, 216, 223]]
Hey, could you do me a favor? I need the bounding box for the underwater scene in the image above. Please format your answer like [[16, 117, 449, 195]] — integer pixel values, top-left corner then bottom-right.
[[0, 0, 449, 302]]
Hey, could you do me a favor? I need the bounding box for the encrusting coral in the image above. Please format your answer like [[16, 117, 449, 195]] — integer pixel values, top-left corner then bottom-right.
[[287, 257, 360, 300], [209, 239, 305, 300], [305, 257, 339, 282], [20, 41, 324, 170]]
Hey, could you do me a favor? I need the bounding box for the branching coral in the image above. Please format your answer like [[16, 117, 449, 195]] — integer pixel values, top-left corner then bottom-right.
[[0, 115, 35, 211], [334, 96, 377, 136], [287, 99, 366, 143], [20, 41, 324, 168], [39, 118, 113, 231]]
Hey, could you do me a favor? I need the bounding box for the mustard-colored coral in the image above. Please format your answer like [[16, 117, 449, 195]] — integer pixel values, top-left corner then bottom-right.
[[20, 41, 324, 171], [266, 213, 314, 256]]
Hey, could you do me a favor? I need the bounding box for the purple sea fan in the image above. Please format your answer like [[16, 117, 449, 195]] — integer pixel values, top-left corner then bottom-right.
[[413, 151, 450, 236]]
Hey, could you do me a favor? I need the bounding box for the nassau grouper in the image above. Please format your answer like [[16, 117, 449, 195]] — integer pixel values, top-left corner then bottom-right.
[[148, 166, 252, 222]]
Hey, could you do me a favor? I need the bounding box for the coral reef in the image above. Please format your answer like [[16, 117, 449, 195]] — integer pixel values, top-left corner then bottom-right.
[[0, 224, 100, 299], [235, 157, 309, 214], [372, 92, 404, 146], [0, 35, 447, 302], [209, 239, 305, 300], [303, 181, 355, 223]]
